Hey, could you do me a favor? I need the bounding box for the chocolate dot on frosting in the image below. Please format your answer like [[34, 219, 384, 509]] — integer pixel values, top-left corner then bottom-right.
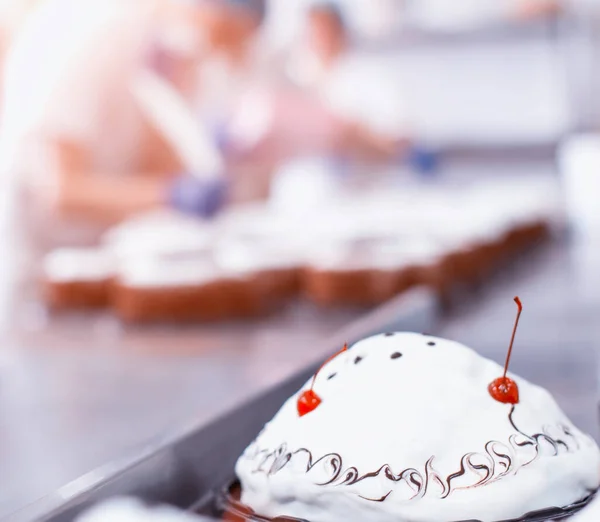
[[327, 373, 337, 380], [384, 332, 395, 337], [354, 356, 363, 364], [427, 341, 436, 346], [390, 352, 403, 359]]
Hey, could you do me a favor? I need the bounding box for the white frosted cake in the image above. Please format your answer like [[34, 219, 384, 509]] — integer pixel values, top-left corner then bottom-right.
[[43, 247, 116, 283], [235, 333, 600, 522]]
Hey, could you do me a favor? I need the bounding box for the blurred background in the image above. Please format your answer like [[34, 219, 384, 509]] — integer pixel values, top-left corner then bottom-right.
[[1, 0, 600, 519]]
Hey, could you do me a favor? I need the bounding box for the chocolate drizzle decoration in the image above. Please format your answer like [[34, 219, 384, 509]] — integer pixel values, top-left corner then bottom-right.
[[243, 406, 583, 504]]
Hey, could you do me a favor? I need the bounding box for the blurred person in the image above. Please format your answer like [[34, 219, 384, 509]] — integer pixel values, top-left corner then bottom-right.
[[282, 2, 412, 163], [0, 0, 266, 230]]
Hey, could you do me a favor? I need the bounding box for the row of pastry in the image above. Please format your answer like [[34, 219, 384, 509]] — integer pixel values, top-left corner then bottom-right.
[[41, 181, 560, 321]]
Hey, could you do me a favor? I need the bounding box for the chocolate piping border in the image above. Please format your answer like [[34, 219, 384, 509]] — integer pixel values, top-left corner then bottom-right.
[[243, 406, 586, 503]]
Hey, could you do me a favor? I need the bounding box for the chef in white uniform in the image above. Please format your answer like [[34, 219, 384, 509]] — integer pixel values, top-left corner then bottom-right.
[[0, 0, 266, 229], [0, 0, 269, 331], [284, 2, 412, 162]]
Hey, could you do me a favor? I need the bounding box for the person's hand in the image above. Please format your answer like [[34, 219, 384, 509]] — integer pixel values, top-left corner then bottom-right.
[[407, 146, 440, 174], [167, 175, 227, 218], [336, 122, 411, 161]]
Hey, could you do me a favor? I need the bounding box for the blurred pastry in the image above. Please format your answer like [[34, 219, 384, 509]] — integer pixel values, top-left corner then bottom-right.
[[42, 247, 115, 309], [113, 257, 263, 323]]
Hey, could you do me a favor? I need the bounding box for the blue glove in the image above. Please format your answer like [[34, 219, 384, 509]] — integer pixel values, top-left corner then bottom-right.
[[408, 146, 440, 175], [168, 175, 227, 219]]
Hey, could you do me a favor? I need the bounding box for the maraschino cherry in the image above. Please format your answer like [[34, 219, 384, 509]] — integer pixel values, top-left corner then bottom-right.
[[488, 297, 523, 404], [297, 343, 348, 417]]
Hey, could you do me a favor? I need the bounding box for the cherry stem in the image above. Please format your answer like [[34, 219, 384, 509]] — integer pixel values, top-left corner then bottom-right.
[[310, 343, 348, 391], [503, 297, 523, 379]]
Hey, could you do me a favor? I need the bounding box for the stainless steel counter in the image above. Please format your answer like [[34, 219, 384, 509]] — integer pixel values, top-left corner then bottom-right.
[[2, 240, 599, 521], [0, 154, 598, 521], [0, 303, 375, 519]]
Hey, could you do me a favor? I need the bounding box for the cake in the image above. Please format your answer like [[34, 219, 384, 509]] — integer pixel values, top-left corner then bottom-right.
[[303, 238, 448, 307], [368, 238, 451, 296], [571, 493, 600, 521], [232, 332, 600, 521], [113, 257, 263, 322], [214, 239, 305, 303], [42, 247, 116, 309], [303, 242, 390, 306], [303, 242, 411, 307]]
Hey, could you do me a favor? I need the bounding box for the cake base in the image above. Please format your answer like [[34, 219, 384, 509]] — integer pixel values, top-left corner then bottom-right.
[[303, 266, 416, 307], [252, 268, 302, 303], [43, 279, 112, 309], [218, 481, 597, 522], [113, 278, 264, 323]]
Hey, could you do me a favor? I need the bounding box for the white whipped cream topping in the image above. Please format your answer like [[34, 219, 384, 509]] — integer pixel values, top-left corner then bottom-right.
[[306, 238, 442, 271], [236, 333, 600, 522], [43, 248, 116, 282], [103, 211, 213, 259], [116, 257, 247, 288], [370, 238, 446, 265], [572, 493, 600, 521], [214, 239, 306, 274]]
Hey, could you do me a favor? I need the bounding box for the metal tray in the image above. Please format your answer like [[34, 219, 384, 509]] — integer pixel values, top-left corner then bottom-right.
[[5, 290, 437, 522]]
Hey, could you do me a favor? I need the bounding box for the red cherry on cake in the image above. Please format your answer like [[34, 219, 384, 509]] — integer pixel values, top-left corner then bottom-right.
[[297, 343, 348, 417], [488, 376, 520, 404], [297, 390, 322, 416], [489, 297, 523, 405]]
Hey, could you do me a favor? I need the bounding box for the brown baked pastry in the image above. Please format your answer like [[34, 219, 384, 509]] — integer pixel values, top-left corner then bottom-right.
[[303, 266, 381, 307], [42, 248, 115, 309], [213, 239, 305, 305], [113, 258, 264, 322], [303, 240, 444, 307]]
